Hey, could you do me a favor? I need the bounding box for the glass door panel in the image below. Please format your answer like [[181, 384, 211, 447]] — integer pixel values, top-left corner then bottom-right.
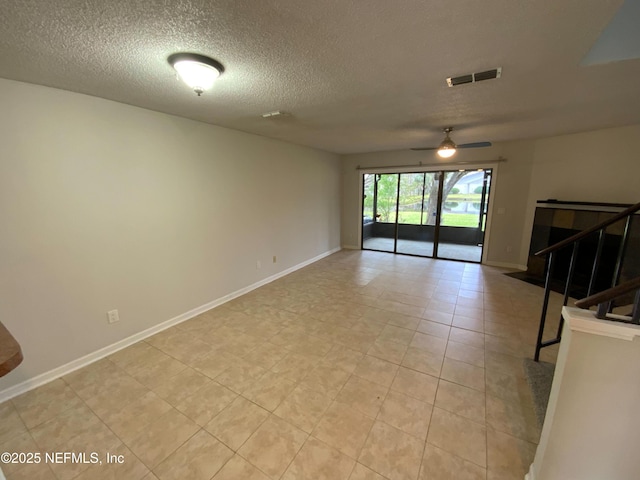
[[362, 173, 398, 253], [437, 169, 491, 262], [396, 172, 439, 256]]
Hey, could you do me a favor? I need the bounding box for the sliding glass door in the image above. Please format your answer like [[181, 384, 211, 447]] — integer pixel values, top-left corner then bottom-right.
[[396, 172, 440, 257], [362, 169, 492, 263]]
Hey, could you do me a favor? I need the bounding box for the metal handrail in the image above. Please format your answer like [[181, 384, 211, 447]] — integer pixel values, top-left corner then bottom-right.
[[575, 276, 640, 309], [535, 201, 640, 257], [533, 202, 639, 361]]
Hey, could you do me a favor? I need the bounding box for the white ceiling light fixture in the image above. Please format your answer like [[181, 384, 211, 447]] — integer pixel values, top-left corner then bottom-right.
[[168, 53, 224, 96], [437, 127, 457, 158]]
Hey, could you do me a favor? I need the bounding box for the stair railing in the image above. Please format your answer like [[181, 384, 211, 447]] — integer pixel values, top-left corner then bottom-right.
[[533, 201, 640, 361], [574, 276, 640, 324]]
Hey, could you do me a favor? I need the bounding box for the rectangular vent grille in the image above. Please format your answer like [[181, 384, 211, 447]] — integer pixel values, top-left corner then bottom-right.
[[447, 67, 502, 87]]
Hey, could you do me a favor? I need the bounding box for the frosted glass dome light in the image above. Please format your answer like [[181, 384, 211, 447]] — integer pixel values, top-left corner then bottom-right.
[[168, 53, 224, 96]]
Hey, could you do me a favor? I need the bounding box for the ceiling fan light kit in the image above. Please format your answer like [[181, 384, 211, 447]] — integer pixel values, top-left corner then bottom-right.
[[168, 53, 224, 96], [437, 127, 457, 158], [411, 127, 492, 156]]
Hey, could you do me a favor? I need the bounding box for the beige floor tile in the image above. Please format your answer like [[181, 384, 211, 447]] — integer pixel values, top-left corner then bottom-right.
[[174, 382, 237, 426], [215, 359, 267, 394], [271, 352, 321, 382], [299, 362, 351, 398], [484, 351, 525, 378], [401, 347, 443, 377], [0, 431, 42, 477], [152, 368, 211, 406], [455, 305, 484, 319], [427, 408, 487, 468], [378, 390, 432, 439], [349, 462, 386, 479], [72, 442, 149, 480], [359, 421, 424, 480], [274, 385, 333, 433], [47, 421, 122, 480], [435, 380, 485, 424], [282, 436, 355, 480], [445, 340, 485, 368], [190, 350, 242, 380], [485, 370, 534, 406], [4, 463, 57, 479], [485, 394, 540, 443], [335, 376, 388, 418], [366, 339, 408, 365], [385, 311, 422, 329], [440, 358, 485, 392], [391, 367, 438, 404], [419, 444, 486, 480], [323, 345, 364, 373], [486, 429, 536, 480], [63, 359, 124, 399], [452, 315, 485, 332], [377, 325, 415, 345], [410, 332, 448, 356], [125, 409, 199, 468], [11, 379, 84, 429], [449, 327, 485, 348], [147, 331, 213, 365], [242, 343, 288, 370], [242, 371, 296, 412], [427, 300, 456, 314], [353, 355, 399, 387], [90, 391, 171, 443], [312, 402, 374, 459], [238, 415, 307, 479], [417, 320, 451, 339], [212, 454, 270, 480], [0, 400, 27, 444], [130, 354, 188, 388], [204, 396, 270, 451], [154, 430, 233, 480], [422, 310, 454, 325], [30, 403, 106, 451], [335, 330, 378, 353]]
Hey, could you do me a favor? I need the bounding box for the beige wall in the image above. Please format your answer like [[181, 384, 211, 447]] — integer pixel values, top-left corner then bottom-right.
[[0, 79, 341, 392], [341, 124, 640, 268]]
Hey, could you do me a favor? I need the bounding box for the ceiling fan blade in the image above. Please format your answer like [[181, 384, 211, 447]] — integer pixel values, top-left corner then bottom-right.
[[457, 141, 492, 149], [410, 146, 438, 151]]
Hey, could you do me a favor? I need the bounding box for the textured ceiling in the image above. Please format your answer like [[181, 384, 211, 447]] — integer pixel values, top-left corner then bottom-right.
[[1, 0, 639, 154]]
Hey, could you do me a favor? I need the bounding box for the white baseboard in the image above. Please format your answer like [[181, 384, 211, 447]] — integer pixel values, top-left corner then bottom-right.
[[524, 463, 535, 480], [0, 247, 341, 403], [483, 260, 527, 271], [341, 244, 360, 250]]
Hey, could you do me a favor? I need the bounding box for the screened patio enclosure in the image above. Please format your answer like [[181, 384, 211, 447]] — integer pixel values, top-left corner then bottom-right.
[[361, 169, 492, 263]]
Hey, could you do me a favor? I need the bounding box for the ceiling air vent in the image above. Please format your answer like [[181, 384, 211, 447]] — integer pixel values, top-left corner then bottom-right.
[[447, 67, 502, 87]]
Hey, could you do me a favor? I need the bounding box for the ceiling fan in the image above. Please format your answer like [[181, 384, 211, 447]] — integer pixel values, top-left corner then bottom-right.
[[411, 127, 491, 158]]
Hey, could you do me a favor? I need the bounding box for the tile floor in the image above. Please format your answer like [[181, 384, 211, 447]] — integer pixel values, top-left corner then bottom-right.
[[0, 250, 563, 480]]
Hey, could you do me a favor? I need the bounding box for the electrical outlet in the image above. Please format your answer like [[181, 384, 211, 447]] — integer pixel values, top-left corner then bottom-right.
[[273, 255, 277, 263], [107, 309, 120, 324], [506, 245, 513, 253], [256, 260, 262, 270]]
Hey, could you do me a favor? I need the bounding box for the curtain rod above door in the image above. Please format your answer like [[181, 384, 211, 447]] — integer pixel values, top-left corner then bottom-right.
[[356, 156, 507, 171]]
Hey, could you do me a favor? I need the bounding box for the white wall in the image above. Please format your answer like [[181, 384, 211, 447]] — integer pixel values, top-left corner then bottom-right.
[[0, 79, 341, 392]]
